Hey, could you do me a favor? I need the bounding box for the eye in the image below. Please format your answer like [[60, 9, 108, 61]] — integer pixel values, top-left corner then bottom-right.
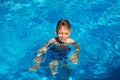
[[59, 32, 63, 34], [65, 33, 69, 35]]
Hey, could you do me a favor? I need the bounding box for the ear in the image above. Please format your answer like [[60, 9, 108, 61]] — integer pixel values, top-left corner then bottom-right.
[[69, 32, 71, 36], [54, 30, 57, 34]]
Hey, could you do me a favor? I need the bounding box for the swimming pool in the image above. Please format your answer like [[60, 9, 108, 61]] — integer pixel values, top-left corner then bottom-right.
[[0, 0, 120, 80]]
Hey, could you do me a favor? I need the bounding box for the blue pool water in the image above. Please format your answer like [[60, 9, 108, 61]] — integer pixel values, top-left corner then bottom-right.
[[0, 0, 120, 80]]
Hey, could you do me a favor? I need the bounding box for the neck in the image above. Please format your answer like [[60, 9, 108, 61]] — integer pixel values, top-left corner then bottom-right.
[[55, 37, 64, 43]]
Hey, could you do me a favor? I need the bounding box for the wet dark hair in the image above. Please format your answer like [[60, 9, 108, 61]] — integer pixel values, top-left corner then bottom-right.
[[56, 19, 71, 33]]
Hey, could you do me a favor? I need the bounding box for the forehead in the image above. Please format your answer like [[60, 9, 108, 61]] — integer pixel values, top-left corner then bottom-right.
[[58, 26, 70, 31], [58, 28, 70, 33]]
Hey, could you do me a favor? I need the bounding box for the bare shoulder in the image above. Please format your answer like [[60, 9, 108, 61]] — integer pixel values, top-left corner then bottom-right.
[[66, 38, 75, 43], [48, 38, 56, 43]]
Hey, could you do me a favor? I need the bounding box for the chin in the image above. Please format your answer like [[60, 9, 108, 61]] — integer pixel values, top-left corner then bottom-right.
[[61, 40, 67, 42]]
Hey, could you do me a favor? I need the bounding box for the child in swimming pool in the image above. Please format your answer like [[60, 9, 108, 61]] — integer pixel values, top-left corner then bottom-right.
[[29, 19, 80, 75]]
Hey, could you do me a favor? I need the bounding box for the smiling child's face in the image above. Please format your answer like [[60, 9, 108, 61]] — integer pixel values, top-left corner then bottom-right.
[[57, 26, 70, 42]]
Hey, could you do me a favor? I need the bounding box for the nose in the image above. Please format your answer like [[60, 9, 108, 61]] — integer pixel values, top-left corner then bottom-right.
[[62, 34, 66, 37]]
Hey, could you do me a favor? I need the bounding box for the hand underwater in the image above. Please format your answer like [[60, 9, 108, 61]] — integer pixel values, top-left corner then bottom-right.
[[69, 53, 78, 64]]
